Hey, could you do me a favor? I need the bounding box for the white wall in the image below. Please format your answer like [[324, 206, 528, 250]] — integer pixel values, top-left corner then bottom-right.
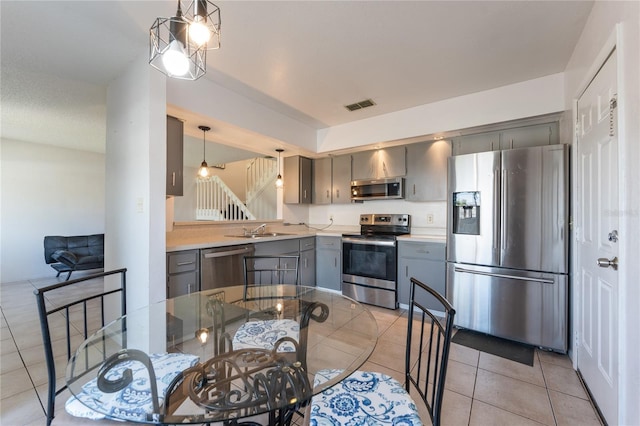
[[0, 139, 105, 282], [317, 73, 565, 152], [105, 54, 167, 312], [167, 77, 317, 152], [563, 2, 640, 423]]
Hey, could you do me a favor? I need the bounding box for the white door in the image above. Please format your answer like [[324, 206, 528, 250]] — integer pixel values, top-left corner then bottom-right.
[[576, 50, 619, 424]]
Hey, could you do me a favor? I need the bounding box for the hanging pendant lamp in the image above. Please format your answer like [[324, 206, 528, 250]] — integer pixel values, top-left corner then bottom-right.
[[149, 0, 221, 81], [198, 126, 211, 178], [275, 149, 284, 188]]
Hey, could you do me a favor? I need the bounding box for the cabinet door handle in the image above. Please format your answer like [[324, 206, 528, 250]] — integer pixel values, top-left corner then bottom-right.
[[303, 189, 307, 200], [336, 189, 340, 198], [413, 184, 416, 195], [304, 258, 308, 268], [334, 258, 337, 268], [172, 172, 176, 186], [177, 261, 195, 266], [405, 265, 408, 277], [326, 190, 330, 199]]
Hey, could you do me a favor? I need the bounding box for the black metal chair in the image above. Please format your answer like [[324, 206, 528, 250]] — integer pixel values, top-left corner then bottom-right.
[[243, 255, 300, 299], [34, 269, 127, 426], [234, 255, 306, 353], [309, 277, 456, 426], [406, 277, 456, 426]]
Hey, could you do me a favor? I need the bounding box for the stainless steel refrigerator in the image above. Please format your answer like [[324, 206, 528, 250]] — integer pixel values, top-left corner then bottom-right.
[[446, 144, 569, 352]]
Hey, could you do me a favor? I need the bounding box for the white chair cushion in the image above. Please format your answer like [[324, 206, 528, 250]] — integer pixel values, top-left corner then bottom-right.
[[65, 352, 199, 421], [232, 319, 300, 352], [310, 369, 422, 426]]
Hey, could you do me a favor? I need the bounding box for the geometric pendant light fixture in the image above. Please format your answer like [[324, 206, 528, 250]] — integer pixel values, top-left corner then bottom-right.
[[149, 0, 221, 81], [197, 125, 211, 178], [275, 148, 284, 188]]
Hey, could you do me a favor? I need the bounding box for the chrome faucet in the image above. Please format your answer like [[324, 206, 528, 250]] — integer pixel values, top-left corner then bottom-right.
[[250, 223, 267, 235]]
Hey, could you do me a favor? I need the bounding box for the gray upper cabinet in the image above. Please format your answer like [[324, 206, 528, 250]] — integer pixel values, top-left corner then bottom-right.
[[351, 146, 406, 180], [332, 155, 352, 204], [452, 131, 500, 156], [284, 155, 312, 204], [166, 115, 184, 196], [313, 157, 332, 205], [312, 155, 352, 205], [405, 140, 451, 201], [500, 122, 559, 150], [452, 122, 560, 155]]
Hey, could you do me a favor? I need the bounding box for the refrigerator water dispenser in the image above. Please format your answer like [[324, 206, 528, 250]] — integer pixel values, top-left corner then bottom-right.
[[453, 192, 480, 235]]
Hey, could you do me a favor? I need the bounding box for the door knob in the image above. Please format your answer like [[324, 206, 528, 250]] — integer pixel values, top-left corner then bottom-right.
[[597, 257, 618, 270]]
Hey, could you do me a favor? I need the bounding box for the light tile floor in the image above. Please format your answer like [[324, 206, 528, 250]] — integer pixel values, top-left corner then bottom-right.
[[1, 276, 603, 426]]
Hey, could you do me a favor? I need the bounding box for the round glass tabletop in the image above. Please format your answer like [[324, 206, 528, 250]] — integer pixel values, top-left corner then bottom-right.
[[66, 285, 378, 424]]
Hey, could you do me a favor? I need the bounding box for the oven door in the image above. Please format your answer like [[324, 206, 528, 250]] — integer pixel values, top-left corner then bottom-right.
[[342, 236, 397, 289]]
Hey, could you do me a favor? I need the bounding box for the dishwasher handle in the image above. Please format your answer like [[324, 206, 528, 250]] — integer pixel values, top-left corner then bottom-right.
[[203, 246, 253, 259]]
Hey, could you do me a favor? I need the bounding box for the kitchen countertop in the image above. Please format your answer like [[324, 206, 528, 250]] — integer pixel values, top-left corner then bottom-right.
[[167, 227, 445, 252]]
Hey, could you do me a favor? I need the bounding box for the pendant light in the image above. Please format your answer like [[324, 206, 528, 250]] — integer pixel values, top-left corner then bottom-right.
[[149, 0, 221, 81], [275, 149, 284, 188], [198, 125, 211, 178]]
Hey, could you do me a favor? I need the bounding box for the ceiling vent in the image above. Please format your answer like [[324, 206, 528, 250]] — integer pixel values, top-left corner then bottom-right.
[[345, 99, 376, 111]]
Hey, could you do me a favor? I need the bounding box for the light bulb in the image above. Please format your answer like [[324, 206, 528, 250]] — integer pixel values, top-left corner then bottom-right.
[[189, 17, 211, 46], [198, 161, 209, 178], [162, 40, 190, 76], [275, 174, 283, 187], [196, 328, 209, 344]]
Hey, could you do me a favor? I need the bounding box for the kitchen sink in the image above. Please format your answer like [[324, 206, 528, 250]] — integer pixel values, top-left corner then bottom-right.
[[225, 232, 294, 239]]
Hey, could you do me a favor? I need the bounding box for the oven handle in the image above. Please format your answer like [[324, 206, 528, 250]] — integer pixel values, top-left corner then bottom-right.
[[341, 237, 396, 247]]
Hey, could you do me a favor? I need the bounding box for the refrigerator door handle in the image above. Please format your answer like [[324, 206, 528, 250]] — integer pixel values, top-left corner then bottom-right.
[[493, 170, 501, 251], [453, 266, 555, 285], [500, 172, 507, 251]]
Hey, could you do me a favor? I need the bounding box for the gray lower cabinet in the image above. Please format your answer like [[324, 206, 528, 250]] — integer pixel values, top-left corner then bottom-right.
[[299, 237, 316, 286], [166, 250, 200, 345], [254, 238, 308, 284], [167, 250, 199, 298], [397, 241, 446, 310], [405, 140, 451, 201], [315, 236, 341, 291]]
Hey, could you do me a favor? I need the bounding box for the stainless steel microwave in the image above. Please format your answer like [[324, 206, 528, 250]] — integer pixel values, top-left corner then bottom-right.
[[350, 177, 405, 201]]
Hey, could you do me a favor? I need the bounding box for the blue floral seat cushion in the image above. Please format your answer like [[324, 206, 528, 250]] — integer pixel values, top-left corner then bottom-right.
[[310, 369, 422, 426], [232, 319, 300, 352], [65, 352, 199, 421]]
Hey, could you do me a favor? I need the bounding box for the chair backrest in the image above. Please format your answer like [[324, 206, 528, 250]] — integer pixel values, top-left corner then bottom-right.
[[243, 255, 299, 299], [34, 269, 127, 426], [406, 277, 456, 426]]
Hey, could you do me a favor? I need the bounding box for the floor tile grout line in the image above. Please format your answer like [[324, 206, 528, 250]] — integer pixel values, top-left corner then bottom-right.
[[1, 307, 48, 416]]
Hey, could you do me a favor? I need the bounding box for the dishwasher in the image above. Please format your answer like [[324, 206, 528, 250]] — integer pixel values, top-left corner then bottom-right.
[[200, 244, 255, 292]]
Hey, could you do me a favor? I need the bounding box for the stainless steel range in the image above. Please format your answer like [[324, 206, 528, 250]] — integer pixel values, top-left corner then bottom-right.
[[342, 214, 410, 309]]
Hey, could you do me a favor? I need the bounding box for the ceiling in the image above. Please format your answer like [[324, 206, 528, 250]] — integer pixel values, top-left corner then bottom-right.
[[1, 1, 594, 164]]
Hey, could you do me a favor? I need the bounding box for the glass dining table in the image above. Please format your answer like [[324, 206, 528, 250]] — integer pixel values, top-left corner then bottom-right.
[[65, 285, 378, 425]]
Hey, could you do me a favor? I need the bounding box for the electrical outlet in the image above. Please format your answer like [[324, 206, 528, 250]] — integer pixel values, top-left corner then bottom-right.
[[329, 214, 334, 222], [426, 213, 434, 224]]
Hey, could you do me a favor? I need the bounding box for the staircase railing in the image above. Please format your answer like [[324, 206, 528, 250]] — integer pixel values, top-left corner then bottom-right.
[[246, 157, 278, 219], [196, 175, 256, 221]]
